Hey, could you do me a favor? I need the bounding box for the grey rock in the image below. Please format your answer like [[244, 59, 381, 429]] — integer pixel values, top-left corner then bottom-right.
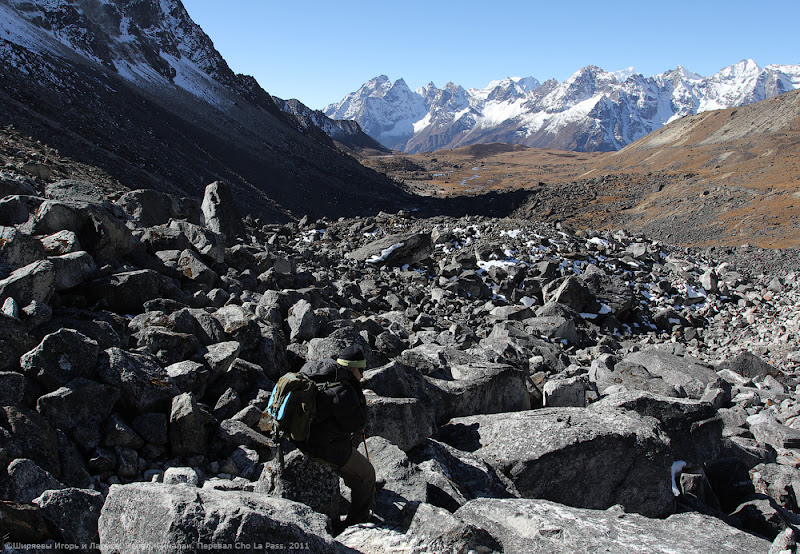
[[163, 466, 202, 486], [213, 387, 242, 420], [543, 374, 587, 407], [2, 296, 18, 317], [171, 307, 227, 345], [363, 436, 427, 527], [102, 413, 146, 450], [6, 458, 65, 503], [619, 347, 720, 399], [0, 259, 55, 306], [594, 390, 723, 464], [0, 370, 28, 406], [425, 361, 530, 423], [0, 174, 37, 196], [116, 189, 185, 228], [364, 392, 435, 451], [33, 487, 104, 546], [99, 347, 178, 412], [731, 494, 800, 540], [750, 463, 800, 513], [543, 275, 600, 314], [217, 419, 272, 459], [3, 405, 60, 476], [201, 180, 246, 245], [770, 528, 798, 554], [287, 298, 319, 341], [409, 439, 514, 511], [36, 378, 120, 450], [0, 194, 43, 228], [257, 449, 340, 519], [581, 270, 636, 318], [168, 392, 215, 456], [165, 360, 210, 396], [405, 502, 503, 553], [40, 230, 82, 254], [0, 225, 46, 267], [523, 315, 579, 344], [98, 483, 341, 552], [49, 251, 97, 290], [200, 340, 242, 382], [177, 248, 218, 286], [720, 351, 782, 380], [441, 407, 674, 517], [29, 199, 139, 262], [19, 328, 99, 391], [136, 326, 201, 366], [348, 232, 433, 267], [455, 498, 770, 553], [228, 445, 259, 477], [85, 269, 174, 315], [168, 219, 226, 264], [748, 412, 800, 452]]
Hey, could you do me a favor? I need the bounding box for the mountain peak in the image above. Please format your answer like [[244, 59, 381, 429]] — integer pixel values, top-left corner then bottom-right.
[[326, 61, 800, 154]]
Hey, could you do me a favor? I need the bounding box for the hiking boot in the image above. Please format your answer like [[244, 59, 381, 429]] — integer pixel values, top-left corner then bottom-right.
[[343, 511, 372, 527]]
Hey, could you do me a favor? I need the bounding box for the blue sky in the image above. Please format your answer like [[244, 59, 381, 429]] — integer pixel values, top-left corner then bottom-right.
[[183, 0, 799, 110]]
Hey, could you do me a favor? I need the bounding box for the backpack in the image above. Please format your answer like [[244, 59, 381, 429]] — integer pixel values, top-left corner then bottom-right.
[[265, 372, 337, 442]]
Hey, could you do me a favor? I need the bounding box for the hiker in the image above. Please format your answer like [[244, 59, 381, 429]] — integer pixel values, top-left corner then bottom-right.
[[291, 344, 376, 527]]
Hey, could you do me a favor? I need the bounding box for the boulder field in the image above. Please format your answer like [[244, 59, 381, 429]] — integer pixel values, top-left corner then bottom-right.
[[1, 178, 799, 552]]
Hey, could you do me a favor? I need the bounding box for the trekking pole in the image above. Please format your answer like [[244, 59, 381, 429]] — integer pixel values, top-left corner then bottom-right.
[[362, 430, 370, 462]]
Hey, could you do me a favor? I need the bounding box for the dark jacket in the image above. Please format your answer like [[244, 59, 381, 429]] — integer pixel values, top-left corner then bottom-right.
[[292, 358, 368, 467]]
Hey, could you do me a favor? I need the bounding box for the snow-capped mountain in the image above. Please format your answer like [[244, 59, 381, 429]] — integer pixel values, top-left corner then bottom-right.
[[0, 0, 402, 220], [325, 61, 800, 153]]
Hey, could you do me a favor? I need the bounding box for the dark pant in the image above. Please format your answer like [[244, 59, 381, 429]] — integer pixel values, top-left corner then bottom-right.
[[338, 448, 376, 521]]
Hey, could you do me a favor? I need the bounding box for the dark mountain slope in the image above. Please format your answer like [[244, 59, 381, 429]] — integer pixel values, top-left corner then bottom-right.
[[0, 0, 410, 222]]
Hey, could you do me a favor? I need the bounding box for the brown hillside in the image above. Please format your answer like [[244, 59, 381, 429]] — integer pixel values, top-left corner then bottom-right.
[[365, 89, 800, 248]]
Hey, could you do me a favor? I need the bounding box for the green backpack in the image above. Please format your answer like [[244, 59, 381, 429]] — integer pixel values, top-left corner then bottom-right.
[[266, 372, 337, 442]]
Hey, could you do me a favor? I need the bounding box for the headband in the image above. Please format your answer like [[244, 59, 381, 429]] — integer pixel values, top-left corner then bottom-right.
[[337, 358, 366, 369]]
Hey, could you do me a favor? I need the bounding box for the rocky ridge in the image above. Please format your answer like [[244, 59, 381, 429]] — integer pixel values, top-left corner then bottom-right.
[[325, 62, 800, 153], [1, 178, 800, 552], [0, 0, 410, 222]]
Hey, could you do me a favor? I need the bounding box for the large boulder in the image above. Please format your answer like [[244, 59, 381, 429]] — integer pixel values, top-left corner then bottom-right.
[[19, 328, 100, 391], [594, 391, 724, 464], [6, 458, 65, 502], [84, 269, 177, 315], [408, 439, 514, 512], [2, 405, 60, 476], [615, 347, 720, 399], [0, 225, 46, 267], [36, 378, 120, 450], [424, 361, 530, 423], [168, 392, 216, 456], [347, 232, 433, 267], [116, 189, 200, 228], [454, 498, 770, 553], [256, 450, 340, 520], [362, 436, 427, 527], [0, 259, 55, 306], [441, 407, 674, 517], [201, 181, 246, 245], [98, 483, 343, 552], [364, 393, 435, 452], [49, 251, 97, 291], [98, 348, 178, 412], [751, 463, 800, 513], [27, 199, 140, 262], [719, 351, 782, 380], [33, 487, 104, 546]]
